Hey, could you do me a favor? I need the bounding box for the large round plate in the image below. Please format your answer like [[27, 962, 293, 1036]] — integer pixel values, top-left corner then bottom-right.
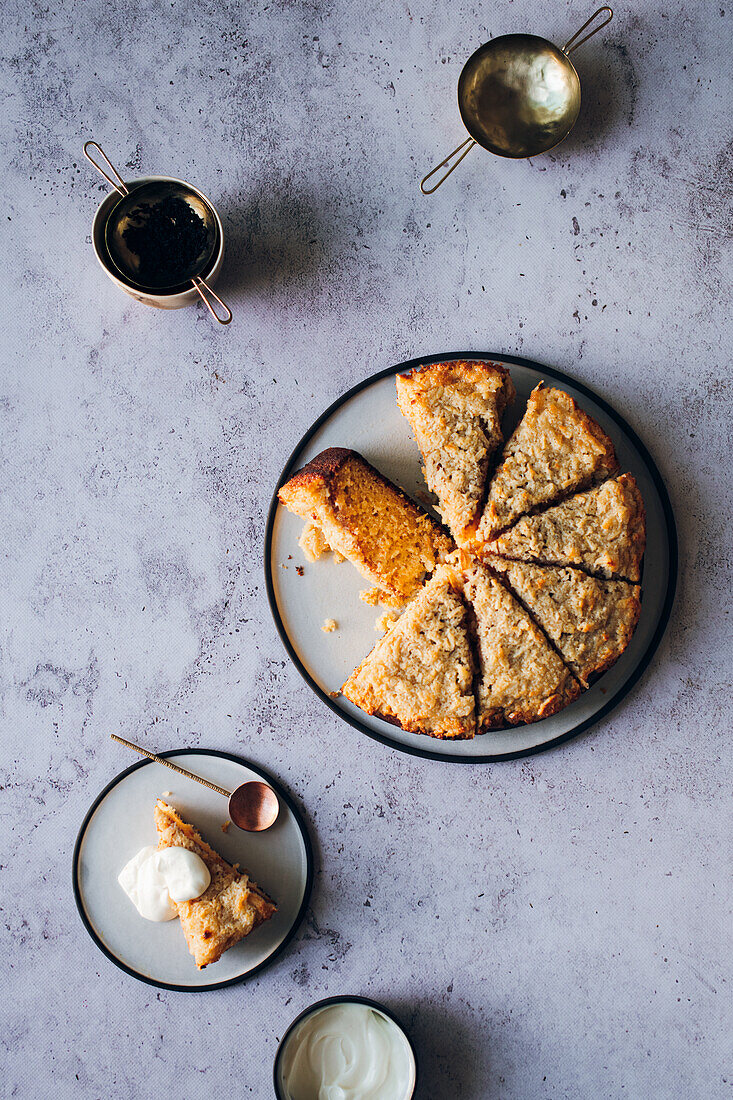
[[265, 353, 677, 762], [73, 750, 313, 991]]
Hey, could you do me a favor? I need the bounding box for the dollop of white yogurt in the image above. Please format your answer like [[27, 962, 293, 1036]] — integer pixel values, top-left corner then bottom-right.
[[279, 1003, 415, 1100], [118, 846, 211, 921]]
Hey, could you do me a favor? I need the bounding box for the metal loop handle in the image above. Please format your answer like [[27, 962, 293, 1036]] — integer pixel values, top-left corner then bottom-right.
[[562, 6, 613, 55], [420, 137, 476, 194], [83, 141, 129, 196], [192, 276, 233, 325]]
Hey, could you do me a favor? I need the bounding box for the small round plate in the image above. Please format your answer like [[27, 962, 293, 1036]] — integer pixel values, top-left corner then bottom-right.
[[73, 749, 313, 991], [265, 353, 677, 763]]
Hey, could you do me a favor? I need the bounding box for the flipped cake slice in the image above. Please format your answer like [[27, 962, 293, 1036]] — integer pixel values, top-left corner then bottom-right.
[[341, 566, 476, 739], [154, 800, 276, 969], [487, 473, 646, 582], [396, 360, 516, 545], [477, 384, 619, 543], [278, 447, 454, 607], [486, 556, 641, 688], [462, 563, 580, 730]]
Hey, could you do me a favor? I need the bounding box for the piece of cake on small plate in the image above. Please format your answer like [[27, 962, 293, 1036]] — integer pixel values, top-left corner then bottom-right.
[[462, 562, 581, 730], [486, 473, 645, 582], [341, 565, 476, 739], [477, 384, 619, 543], [396, 359, 516, 545], [485, 555, 641, 688], [154, 800, 276, 969], [278, 447, 454, 607]]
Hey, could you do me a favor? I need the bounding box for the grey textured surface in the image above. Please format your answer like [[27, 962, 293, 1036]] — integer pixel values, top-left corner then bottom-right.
[[1, 1, 731, 1097]]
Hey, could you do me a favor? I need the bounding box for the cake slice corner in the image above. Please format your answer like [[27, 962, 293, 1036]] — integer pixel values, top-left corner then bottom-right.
[[341, 565, 476, 739], [485, 555, 641, 688], [396, 359, 516, 545], [488, 472, 645, 582], [478, 383, 619, 543], [154, 799, 276, 969], [462, 561, 581, 729], [278, 446, 453, 607]]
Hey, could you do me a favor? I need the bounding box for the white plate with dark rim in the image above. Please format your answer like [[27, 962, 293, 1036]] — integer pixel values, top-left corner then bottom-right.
[[73, 749, 313, 991], [265, 353, 677, 763]]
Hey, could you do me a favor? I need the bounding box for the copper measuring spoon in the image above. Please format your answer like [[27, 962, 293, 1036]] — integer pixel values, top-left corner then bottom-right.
[[111, 735, 279, 832]]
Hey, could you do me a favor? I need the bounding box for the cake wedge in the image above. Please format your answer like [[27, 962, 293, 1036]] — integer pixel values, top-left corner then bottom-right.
[[341, 566, 476, 738], [396, 359, 516, 545], [477, 384, 619, 543], [485, 556, 642, 688], [278, 447, 454, 607], [154, 799, 276, 969], [462, 562, 581, 729], [486, 473, 646, 582]]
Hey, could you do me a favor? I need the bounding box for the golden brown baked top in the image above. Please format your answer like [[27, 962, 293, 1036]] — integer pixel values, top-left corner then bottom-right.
[[154, 800, 276, 969], [278, 447, 454, 607], [462, 563, 581, 729], [396, 360, 515, 545], [477, 384, 619, 542], [487, 473, 646, 582], [341, 566, 476, 739], [486, 556, 641, 688], [280, 376, 644, 737]]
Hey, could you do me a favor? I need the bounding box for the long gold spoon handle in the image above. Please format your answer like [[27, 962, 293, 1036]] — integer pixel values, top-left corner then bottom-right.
[[420, 137, 476, 194], [110, 734, 232, 798], [192, 276, 233, 325], [83, 141, 129, 196], [562, 6, 613, 55]]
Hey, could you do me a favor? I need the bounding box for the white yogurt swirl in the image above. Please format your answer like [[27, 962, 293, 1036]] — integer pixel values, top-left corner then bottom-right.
[[118, 846, 211, 921], [279, 1002, 415, 1100]]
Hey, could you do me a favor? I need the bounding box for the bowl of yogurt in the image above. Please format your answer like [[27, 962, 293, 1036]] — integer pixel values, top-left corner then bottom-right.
[[273, 996, 417, 1100]]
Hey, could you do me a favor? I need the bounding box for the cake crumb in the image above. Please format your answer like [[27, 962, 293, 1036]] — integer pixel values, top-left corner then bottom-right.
[[299, 522, 330, 562], [322, 618, 338, 633], [221, 819, 231, 833], [329, 690, 341, 699], [295, 565, 304, 576], [359, 587, 382, 606], [376, 610, 400, 633], [162, 790, 173, 797], [333, 551, 346, 563]]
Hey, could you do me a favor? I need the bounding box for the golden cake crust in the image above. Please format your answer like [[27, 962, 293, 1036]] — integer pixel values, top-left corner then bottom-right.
[[278, 447, 454, 607], [486, 556, 642, 688], [396, 360, 516, 545], [280, 445, 354, 488], [154, 800, 276, 969], [281, 377, 645, 737], [487, 473, 645, 582], [462, 562, 581, 729], [478, 384, 619, 542], [341, 566, 476, 739]]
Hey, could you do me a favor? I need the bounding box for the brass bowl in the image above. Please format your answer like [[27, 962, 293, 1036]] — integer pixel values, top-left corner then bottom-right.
[[421, 6, 612, 193]]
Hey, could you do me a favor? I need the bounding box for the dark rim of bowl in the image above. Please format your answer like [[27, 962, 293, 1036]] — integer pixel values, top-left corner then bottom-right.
[[273, 995, 418, 1099]]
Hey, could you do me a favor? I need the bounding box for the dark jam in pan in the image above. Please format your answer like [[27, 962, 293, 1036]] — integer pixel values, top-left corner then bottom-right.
[[122, 195, 209, 287]]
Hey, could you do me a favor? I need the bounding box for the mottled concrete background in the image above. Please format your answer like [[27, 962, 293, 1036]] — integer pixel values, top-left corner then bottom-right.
[[1, 0, 731, 1097]]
